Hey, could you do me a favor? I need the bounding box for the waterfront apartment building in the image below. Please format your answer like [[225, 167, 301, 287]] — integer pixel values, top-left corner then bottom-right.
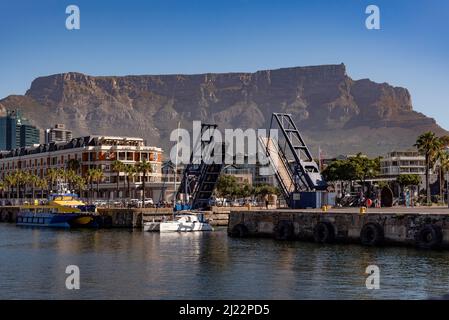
[[0, 110, 40, 150], [44, 124, 73, 144], [0, 135, 163, 200], [380, 150, 426, 176], [379, 150, 437, 189]]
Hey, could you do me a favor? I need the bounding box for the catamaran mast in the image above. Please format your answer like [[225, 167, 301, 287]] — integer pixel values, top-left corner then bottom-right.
[[173, 122, 180, 216]]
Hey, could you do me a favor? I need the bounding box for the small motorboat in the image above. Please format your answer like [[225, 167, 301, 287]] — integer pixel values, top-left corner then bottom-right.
[[159, 212, 213, 233]]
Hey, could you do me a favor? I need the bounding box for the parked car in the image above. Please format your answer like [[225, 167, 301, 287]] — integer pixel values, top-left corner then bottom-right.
[[208, 197, 226, 207], [230, 200, 240, 207], [130, 198, 154, 207], [93, 200, 107, 207]]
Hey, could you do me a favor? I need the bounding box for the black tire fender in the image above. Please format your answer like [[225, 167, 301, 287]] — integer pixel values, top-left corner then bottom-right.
[[415, 224, 443, 249], [274, 220, 295, 240], [360, 222, 385, 246], [230, 224, 249, 238], [313, 221, 335, 243]]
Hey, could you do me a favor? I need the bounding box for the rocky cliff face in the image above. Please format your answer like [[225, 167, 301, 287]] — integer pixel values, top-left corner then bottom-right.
[[0, 64, 446, 156]]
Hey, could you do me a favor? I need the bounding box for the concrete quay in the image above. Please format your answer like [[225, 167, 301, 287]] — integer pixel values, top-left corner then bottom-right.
[[228, 207, 449, 249], [0, 206, 232, 228]]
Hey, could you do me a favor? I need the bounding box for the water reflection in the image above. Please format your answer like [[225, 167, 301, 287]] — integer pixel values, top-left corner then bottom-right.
[[1, 224, 449, 299]]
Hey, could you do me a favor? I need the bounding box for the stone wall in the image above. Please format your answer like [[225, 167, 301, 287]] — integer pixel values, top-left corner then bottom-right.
[[100, 208, 229, 228], [0, 207, 19, 222], [228, 210, 449, 249], [0, 206, 229, 228]]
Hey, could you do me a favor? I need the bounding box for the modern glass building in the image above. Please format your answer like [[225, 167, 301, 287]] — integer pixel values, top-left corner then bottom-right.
[[0, 110, 40, 150], [20, 123, 40, 147], [0, 117, 7, 150]]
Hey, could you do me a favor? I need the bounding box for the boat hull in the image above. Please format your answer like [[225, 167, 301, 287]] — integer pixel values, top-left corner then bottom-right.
[[16, 212, 78, 228], [143, 222, 160, 232], [159, 221, 213, 233]]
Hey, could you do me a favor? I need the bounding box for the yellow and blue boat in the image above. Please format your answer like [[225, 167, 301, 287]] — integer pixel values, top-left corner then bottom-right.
[[17, 184, 98, 228]]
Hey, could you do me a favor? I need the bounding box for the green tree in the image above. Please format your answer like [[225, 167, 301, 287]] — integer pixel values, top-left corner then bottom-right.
[[348, 154, 380, 196], [64, 169, 77, 192], [137, 160, 153, 207], [435, 136, 449, 203], [239, 183, 253, 199], [67, 158, 81, 172], [254, 184, 279, 198], [27, 174, 39, 201], [216, 175, 239, 198], [322, 160, 352, 182], [0, 181, 5, 199], [415, 131, 442, 205], [439, 152, 449, 205], [111, 160, 124, 198], [86, 168, 97, 202], [13, 171, 25, 200], [4, 174, 16, 199], [35, 178, 48, 199], [93, 168, 104, 197], [72, 175, 86, 198], [397, 174, 421, 188], [124, 164, 137, 198], [46, 168, 59, 192], [322, 154, 380, 195]]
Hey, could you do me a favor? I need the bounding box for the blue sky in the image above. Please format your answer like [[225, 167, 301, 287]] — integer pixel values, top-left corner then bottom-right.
[[0, 0, 448, 129]]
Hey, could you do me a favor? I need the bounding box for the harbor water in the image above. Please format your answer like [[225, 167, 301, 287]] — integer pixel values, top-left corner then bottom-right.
[[1, 223, 449, 299]]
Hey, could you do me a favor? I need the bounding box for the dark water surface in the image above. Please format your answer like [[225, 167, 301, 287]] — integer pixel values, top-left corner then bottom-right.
[[1, 223, 449, 299]]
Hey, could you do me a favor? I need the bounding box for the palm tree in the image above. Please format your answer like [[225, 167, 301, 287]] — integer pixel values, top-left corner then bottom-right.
[[440, 152, 449, 205], [57, 168, 66, 184], [137, 160, 153, 208], [36, 178, 48, 199], [65, 169, 77, 192], [111, 160, 124, 198], [439, 136, 449, 204], [0, 181, 5, 199], [124, 164, 137, 199], [86, 168, 97, 202], [13, 171, 25, 200], [93, 168, 104, 198], [72, 175, 86, 199], [67, 158, 81, 173], [415, 132, 442, 205], [27, 174, 39, 201], [4, 174, 16, 199], [46, 168, 59, 192]]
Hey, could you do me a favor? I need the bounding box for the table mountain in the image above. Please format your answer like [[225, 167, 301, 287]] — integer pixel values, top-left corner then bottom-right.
[[0, 63, 446, 157]]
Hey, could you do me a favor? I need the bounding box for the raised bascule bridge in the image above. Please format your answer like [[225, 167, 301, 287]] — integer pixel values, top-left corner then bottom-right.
[[176, 113, 329, 211], [172, 112, 449, 250]]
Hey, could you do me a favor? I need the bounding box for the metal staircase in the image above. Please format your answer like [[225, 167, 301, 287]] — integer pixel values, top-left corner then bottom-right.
[[178, 124, 225, 210], [258, 136, 296, 197], [262, 113, 327, 203]]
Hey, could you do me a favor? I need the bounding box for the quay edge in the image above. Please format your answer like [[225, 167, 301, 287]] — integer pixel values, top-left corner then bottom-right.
[[0, 207, 230, 228], [227, 209, 449, 249]]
